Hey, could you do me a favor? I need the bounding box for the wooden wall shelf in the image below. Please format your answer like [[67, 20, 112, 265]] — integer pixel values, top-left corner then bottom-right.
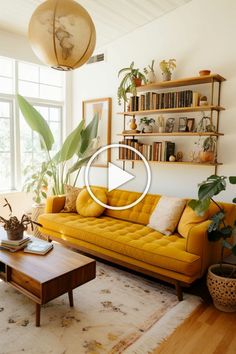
[[118, 159, 222, 167], [136, 74, 226, 92], [117, 106, 225, 116], [118, 132, 224, 137]]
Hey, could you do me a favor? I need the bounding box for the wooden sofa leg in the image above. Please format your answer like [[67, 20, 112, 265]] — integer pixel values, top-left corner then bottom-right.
[[175, 282, 183, 301]]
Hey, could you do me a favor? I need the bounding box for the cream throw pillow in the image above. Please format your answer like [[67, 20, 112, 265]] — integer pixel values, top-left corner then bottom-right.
[[61, 185, 82, 213], [148, 196, 186, 236]]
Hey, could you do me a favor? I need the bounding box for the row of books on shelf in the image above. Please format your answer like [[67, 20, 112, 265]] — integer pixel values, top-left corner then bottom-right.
[[129, 90, 193, 111], [119, 139, 175, 162]]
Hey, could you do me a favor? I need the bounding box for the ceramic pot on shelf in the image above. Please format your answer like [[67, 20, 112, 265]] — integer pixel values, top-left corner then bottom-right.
[[143, 125, 153, 133], [162, 71, 171, 81], [133, 78, 142, 87], [146, 71, 156, 84], [199, 150, 215, 163]]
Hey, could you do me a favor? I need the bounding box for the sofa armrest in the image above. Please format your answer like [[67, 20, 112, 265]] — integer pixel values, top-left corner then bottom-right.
[[45, 195, 66, 213], [186, 220, 212, 276]]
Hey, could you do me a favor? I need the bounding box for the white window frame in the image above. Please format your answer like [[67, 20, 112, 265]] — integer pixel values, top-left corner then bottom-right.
[[0, 58, 69, 192]]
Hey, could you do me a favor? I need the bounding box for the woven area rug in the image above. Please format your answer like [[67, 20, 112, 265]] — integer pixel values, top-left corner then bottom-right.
[[0, 262, 201, 354]]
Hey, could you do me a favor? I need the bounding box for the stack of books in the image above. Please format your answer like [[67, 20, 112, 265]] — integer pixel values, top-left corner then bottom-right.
[[0, 235, 31, 252]]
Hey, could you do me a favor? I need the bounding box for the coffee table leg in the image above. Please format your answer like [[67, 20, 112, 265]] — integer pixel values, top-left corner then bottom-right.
[[36, 303, 41, 327], [68, 290, 74, 307]]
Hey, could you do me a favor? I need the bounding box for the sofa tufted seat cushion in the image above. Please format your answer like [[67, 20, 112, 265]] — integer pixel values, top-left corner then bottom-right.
[[39, 213, 201, 277]]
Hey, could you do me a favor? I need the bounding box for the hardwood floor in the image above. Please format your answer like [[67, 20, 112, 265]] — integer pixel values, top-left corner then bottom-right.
[[153, 304, 236, 354]]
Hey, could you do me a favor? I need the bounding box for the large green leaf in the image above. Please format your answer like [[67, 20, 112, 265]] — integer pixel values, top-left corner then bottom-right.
[[79, 114, 99, 155], [188, 198, 210, 216], [17, 95, 54, 151], [54, 120, 84, 163], [198, 175, 226, 200], [229, 176, 236, 184], [68, 156, 91, 175]]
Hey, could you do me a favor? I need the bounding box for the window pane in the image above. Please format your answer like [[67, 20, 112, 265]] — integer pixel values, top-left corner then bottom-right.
[[0, 77, 13, 94], [34, 106, 49, 121], [50, 107, 60, 122], [40, 67, 63, 87], [49, 121, 61, 151], [0, 57, 13, 77], [0, 153, 11, 190], [19, 80, 39, 98], [40, 84, 63, 101], [0, 118, 10, 151], [0, 101, 10, 117], [19, 62, 39, 82]]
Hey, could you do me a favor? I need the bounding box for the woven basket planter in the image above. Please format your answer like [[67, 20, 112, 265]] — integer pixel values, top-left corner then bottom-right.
[[207, 264, 236, 312]]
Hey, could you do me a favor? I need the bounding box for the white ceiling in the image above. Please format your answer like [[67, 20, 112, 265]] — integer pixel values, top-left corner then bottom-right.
[[0, 0, 191, 48]]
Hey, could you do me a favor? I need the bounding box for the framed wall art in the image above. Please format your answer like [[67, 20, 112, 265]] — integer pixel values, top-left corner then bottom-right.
[[82, 97, 112, 167]]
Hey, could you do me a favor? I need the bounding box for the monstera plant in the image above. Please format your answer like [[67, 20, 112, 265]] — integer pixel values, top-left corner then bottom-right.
[[18, 95, 99, 197]]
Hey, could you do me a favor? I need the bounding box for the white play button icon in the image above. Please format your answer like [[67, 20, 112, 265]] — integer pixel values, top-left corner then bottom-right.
[[108, 162, 134, 192], [85, 144, 151, 211]]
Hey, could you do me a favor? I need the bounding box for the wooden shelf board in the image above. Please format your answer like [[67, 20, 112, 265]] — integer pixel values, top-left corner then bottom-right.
[[118, 106, 225, 116], [117, 132, 224, 137], [136, 74, 226, 92], [117, 159, 222, 167]]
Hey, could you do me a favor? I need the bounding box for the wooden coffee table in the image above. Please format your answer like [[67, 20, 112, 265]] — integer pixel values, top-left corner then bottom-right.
[[0, 243, 96, 326]]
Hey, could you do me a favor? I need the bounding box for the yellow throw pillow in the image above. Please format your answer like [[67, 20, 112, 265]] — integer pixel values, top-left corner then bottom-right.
[[76, 188, 107, 217], [148, 196, 186, 236], [61, 184, 82, 213], [178, 204, 209, 238]]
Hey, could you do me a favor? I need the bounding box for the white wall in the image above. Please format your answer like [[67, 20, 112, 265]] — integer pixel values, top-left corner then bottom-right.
[[72, 0, 236, 202], [0, 29, 40, 63]]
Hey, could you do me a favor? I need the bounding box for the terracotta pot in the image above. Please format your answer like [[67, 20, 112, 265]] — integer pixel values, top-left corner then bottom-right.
[[133, 78, 142, 87], [199, 150, 215, 163], [207, 264, 236, 312]]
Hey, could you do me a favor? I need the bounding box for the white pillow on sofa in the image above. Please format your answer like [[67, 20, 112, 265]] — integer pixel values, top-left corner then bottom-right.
[[148, 196, 186, 236]]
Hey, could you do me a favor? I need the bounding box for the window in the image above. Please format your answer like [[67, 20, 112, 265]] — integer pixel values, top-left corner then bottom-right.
[[0, 57, 65, 191]]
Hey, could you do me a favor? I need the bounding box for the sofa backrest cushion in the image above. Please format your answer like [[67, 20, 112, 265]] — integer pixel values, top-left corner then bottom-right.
[[178, 201, 236, 238], [104, 189, 160, 225]]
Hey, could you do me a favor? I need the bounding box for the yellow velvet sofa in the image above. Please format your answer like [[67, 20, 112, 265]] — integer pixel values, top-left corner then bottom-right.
[[38, 188, 236, 300]]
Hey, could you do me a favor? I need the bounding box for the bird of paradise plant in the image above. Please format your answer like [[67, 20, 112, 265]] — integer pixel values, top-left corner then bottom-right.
[[17, 95, 99, 197]]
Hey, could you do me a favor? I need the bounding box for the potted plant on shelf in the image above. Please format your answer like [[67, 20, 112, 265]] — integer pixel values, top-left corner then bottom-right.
[[199, 136, 216, 163], [140, 117, 155, 133], [159, 59, 176, 81], [189, 175, 236, 312], [117, 62, 147, 105], [0, 199, 41, 240], [144, 59, 156, 83]]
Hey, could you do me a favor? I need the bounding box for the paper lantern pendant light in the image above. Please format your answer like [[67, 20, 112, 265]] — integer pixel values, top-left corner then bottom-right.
[[28, 0, 96, 71]]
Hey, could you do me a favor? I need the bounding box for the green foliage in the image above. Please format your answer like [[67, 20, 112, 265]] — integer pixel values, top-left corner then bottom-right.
[[144, 59, 155, 74], [17, 95, 54, 151], [140, 117, 155, 126], [23, 163, 51, 204], [189, 174, 236, 269], [117, 62, 147, 105], [18, 96, 99, 196], [159, 59, 176, 74], [202, 136, 216, 152]]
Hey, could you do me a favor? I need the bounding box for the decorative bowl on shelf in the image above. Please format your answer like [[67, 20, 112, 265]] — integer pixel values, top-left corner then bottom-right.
[[199, 70, 211, 76]]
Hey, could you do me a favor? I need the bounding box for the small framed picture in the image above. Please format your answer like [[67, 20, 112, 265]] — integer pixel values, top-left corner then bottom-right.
[[187, 118, 195, 132], [178, 117, 187, 132], [165, 118, 175, 133]]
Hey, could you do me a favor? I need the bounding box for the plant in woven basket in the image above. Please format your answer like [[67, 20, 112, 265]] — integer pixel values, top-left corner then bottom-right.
[[0, 199, 42, 240], [189, 175, 236, 311]]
